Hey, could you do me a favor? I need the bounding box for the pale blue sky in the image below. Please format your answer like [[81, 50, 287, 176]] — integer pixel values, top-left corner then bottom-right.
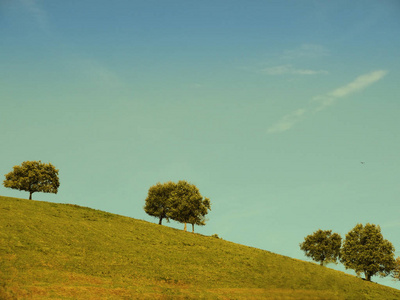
[[1, 0, 400, 288]]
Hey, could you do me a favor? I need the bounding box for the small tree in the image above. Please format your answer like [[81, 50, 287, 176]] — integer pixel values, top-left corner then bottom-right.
[[187, 197, 211, 233], [3, 161, 60, 200], [300, 229, 342, 266], [341, 223, 395, 281], [144, 181, 176, 225], [169, 180, 211, 232]]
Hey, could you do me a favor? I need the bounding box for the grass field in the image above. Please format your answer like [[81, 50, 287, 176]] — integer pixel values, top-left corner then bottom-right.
[[1, 195, 400, 299]]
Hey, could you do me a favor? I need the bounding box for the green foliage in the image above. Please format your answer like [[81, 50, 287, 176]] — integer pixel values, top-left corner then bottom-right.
[[169, 180, 211, 232], [144, 180, 211, 232], [3, 161, 59, 200], [392, 257, 400, 281], [341, 223, 396, 281], [170, 180, 211, 231], [1, 196, 400, 299], [300, 229, 342, 266], [144, 181, 176, 225]]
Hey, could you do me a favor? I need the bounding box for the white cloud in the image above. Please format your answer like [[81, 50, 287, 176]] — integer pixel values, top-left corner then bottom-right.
[[328, 70, 387, 98], [313, 70, 388, 111], [267, 109, 307, 133], [251, 44, 330, 77], [263, 64, 328, 76], [267, 70, 388, 133]]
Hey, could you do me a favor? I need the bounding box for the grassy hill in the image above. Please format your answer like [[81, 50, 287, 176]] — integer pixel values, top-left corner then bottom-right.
[[1, 196, 400, 299]]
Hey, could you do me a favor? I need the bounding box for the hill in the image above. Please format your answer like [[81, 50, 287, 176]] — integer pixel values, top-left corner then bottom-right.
[[1, 195, 400, 299]]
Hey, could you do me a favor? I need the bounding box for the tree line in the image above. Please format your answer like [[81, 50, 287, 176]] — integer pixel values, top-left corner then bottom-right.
[[2, 161, 211, 233], [300, 224, 400, 282], [5, 160, 400, 281]]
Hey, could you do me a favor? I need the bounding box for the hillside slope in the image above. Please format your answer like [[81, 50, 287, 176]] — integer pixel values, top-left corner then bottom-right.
[[1, 196, 400, 299]]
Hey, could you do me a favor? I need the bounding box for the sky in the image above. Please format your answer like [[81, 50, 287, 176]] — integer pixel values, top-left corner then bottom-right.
[[1, 0, 400, 288]]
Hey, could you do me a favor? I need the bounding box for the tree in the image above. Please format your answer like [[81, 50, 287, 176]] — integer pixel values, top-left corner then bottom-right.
[[187, 196, 211, 233], [299, 229, 342, 266], [3, 161, 60, 200], [144, 181, 176, 225], [168, 180, 211, 232], [391, 257, 400, 281], [340, 223, 395, 281]]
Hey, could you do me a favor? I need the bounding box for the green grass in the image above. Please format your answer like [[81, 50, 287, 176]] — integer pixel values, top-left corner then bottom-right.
[[1, 195, 400, 299]]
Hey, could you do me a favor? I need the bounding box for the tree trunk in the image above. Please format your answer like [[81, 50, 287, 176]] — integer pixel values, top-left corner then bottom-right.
[[29, 192, 32, 200], [192, 223, 195, 233], [320, 261, 323, 266], [159, 217, 163, 225], [184, 223, 187, 232], [366, 272, 372, 281]]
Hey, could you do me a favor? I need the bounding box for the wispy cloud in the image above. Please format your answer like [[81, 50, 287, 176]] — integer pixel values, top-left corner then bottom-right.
[[313, 70, 388, 111], [262, 64, 328, 76], [267, 109, 307, 134], [259, 44, 330, 76], [327, 70, 387, 98], [267, 70, 388, 134]]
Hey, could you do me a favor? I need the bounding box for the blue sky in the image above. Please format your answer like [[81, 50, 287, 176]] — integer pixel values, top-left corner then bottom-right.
[[1, 0, 400, 288]]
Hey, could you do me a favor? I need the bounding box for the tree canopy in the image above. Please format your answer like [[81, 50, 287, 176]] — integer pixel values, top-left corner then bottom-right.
[[144, 181, 176, 225], [169, 180, 211, 232], [3, 161, 60, 200], [300, 229, 342, 266], [143, 180, 211, 232], [340, 223, 395, 281]]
